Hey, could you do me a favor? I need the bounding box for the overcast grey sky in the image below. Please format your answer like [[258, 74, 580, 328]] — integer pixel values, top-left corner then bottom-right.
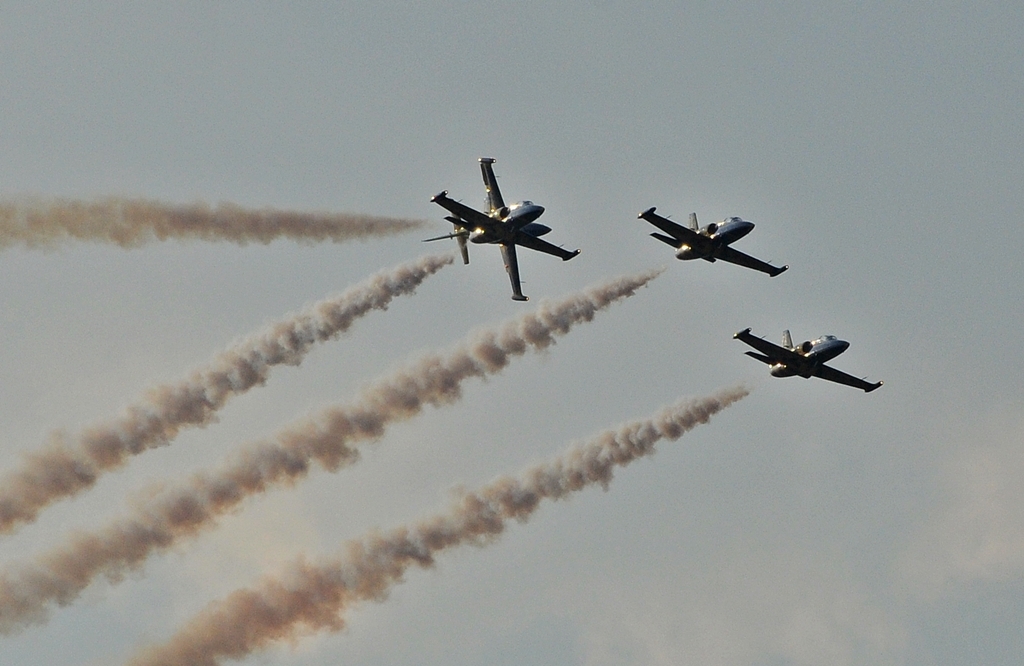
[[0, 2, 1022, 664]]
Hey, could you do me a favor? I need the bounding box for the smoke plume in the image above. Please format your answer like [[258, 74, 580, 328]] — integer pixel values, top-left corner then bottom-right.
[[0, 197, 424, 249], [0, 253, 453, 534], [124, 386, 749, 666], [0, 268, 661, 633]]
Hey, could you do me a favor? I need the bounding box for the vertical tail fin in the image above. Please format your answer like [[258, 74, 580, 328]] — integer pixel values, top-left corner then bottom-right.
[[689, 212, 698, 231], [782, 329, 793, 349]]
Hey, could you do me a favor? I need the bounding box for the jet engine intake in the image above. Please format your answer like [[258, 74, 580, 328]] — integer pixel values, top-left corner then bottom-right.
[[800, 340, 814, 354]]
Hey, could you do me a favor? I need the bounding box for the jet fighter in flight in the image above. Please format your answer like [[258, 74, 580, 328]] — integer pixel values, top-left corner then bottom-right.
[[734, 328, 883, 392], [638, 208, 787, 277], [427, 158, 580, 301]]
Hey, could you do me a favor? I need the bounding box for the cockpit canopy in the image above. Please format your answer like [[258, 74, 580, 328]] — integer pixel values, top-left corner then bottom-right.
[[812, 335, 838, 345], [509, 200, 535, 209]]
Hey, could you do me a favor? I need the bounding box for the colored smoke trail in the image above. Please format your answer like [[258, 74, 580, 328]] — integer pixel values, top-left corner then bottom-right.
[[0, 268, 661, 633], [0, 253, 453, 535], [0, 197, 424, 249], [125, 386, 749, 666]]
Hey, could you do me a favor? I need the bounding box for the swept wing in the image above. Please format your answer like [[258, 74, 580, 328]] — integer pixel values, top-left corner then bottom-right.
[[430, 192, 499, 232], [513, 230, 581, 261], [479, 158, 505, 213], [733, 328, 801, 361], [813, 364, 883, 393], [716, 245, 789, 277], [499, 243, 528, 301]]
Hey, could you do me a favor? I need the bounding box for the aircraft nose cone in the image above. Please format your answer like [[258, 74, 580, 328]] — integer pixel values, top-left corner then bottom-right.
[[535, 205, 545, 215], [836, 340, 850, 353]]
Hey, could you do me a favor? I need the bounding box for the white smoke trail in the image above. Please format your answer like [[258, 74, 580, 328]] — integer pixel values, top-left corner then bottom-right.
[[124, 386, 750, 666], [0, 253, 454, 534], [0, 268, 661, 633], [0, 197, 424, 249]]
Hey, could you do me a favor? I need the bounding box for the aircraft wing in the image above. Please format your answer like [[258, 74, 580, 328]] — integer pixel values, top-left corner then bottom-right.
[[430, 192, 498, 232], [512, 230, 581, 261], [479, 158, 505, 213], [733, 328, 801, 362], [715, 245, 789, 277], [813, 363, 883, 392], [638, 208, 710, 250], [499, 243, 528, 301]]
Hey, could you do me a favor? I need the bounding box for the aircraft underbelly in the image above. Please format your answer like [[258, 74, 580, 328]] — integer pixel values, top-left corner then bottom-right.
[[677, 244, 712, 261], [714, 231, 745, 245], [470, 230, 508, 245], [771, 359, 814, 378]]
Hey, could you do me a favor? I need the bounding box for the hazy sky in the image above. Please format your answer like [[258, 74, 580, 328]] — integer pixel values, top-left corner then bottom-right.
[[1, 2, 1022, 664]]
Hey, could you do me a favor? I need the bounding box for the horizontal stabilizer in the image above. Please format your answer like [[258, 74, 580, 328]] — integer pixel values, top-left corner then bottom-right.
[[744, 351, 772, 364], [650, 232, 678, 247], [422, 231, 466, 242], [424, 219, 471, 264]]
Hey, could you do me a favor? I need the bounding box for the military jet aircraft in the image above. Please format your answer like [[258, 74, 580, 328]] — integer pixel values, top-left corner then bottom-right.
[[638, 207, 787, 277], [427, 158, 580, 301], [734, 328, 883, 392]]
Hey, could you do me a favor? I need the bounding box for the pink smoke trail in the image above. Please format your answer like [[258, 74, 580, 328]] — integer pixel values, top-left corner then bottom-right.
[[0, 268, 661, 633], [0, 253, 453, 534], [125, 386, 749, 666], [0, 197, 424, 249]]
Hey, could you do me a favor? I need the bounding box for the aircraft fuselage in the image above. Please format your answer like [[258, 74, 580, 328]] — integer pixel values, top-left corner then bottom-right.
[[769, 336, 850, 378], [468, 201, 546, 244], [676, 217, 754, 260]]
